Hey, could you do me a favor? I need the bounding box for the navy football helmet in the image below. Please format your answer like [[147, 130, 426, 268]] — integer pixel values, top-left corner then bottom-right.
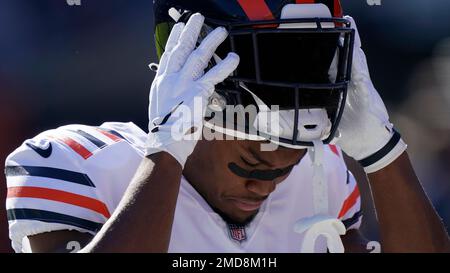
[[153, 0, 355, 148]]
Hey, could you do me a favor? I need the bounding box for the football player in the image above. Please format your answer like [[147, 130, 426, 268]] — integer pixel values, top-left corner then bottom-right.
[[4, 0, 450, 253]]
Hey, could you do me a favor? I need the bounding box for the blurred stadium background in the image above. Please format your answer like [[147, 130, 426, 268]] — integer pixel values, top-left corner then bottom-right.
[[0, 0, 449, 252]]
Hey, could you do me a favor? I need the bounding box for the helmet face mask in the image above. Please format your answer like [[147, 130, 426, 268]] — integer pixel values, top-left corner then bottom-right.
[[154, 1, 355, 148]]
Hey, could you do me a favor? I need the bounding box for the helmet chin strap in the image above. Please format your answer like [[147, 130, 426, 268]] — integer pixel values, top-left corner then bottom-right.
[[309, 140, 328, 215], [293, 140, 347, 253]]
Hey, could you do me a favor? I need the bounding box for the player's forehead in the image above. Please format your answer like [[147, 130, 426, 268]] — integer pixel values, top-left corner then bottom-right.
[[231, 139, 304, 159]]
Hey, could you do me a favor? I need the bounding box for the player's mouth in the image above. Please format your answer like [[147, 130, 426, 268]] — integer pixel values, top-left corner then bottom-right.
[[228, 198, 265, 212]]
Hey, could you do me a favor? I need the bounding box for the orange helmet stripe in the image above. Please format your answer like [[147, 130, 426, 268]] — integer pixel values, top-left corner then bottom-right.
[[237, 0, 275, 21], [295, 0, 315, 3]]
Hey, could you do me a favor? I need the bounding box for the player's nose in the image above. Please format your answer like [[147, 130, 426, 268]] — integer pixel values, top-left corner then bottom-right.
[[245, 179, 276, 198]]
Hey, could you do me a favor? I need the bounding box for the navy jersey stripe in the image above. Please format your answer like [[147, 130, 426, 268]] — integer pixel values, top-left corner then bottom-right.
[[96, 127, 126, 141], [70, 129, 107, 149], [5, 165, 95, 187], [104, 129, 125, 140], [342, 210, 363, 229], [7, 208, 103, 233]]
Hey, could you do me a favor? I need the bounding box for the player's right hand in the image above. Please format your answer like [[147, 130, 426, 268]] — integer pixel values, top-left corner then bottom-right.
[[334, 16, 407, 173], [145, 13, 240, 167]]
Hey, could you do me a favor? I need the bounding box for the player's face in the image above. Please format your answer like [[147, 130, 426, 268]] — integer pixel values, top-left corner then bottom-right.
[[184, 139, 306, 224]]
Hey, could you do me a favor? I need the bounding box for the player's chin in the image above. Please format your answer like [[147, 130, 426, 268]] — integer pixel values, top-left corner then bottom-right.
[[228, 210, 258, 225]]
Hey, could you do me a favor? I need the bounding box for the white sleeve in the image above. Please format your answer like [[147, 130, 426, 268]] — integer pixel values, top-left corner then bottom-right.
[[4, 130, 110, 253]]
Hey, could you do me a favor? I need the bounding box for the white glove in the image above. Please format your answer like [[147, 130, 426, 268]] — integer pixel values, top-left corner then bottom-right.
[[146, 13, 240, 167], [335, 16, 407, 173]]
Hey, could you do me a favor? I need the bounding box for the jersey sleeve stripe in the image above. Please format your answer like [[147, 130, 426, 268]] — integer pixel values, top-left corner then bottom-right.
[[338, 184, 360, 218], [7, 208, 103, 233], [342, 210, 363, 229], [328, 144, 340, 157], [5, 165, 95, 187], [52, 136, 93, 159], [96, 128, 123, 142], [7, 186, 110, 218], [69, 129, 107, 149], [6, 176, 99, 201]]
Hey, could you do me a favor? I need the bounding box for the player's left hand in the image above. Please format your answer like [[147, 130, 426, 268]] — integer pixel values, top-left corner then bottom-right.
[[334, 16, 407, 173]]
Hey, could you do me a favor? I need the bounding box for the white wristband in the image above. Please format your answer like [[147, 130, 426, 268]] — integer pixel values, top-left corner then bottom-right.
[[359, 129, 408, 173]]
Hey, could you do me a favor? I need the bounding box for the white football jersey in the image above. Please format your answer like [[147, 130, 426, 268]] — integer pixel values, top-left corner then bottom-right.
[[4, 122, 361, 253]]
